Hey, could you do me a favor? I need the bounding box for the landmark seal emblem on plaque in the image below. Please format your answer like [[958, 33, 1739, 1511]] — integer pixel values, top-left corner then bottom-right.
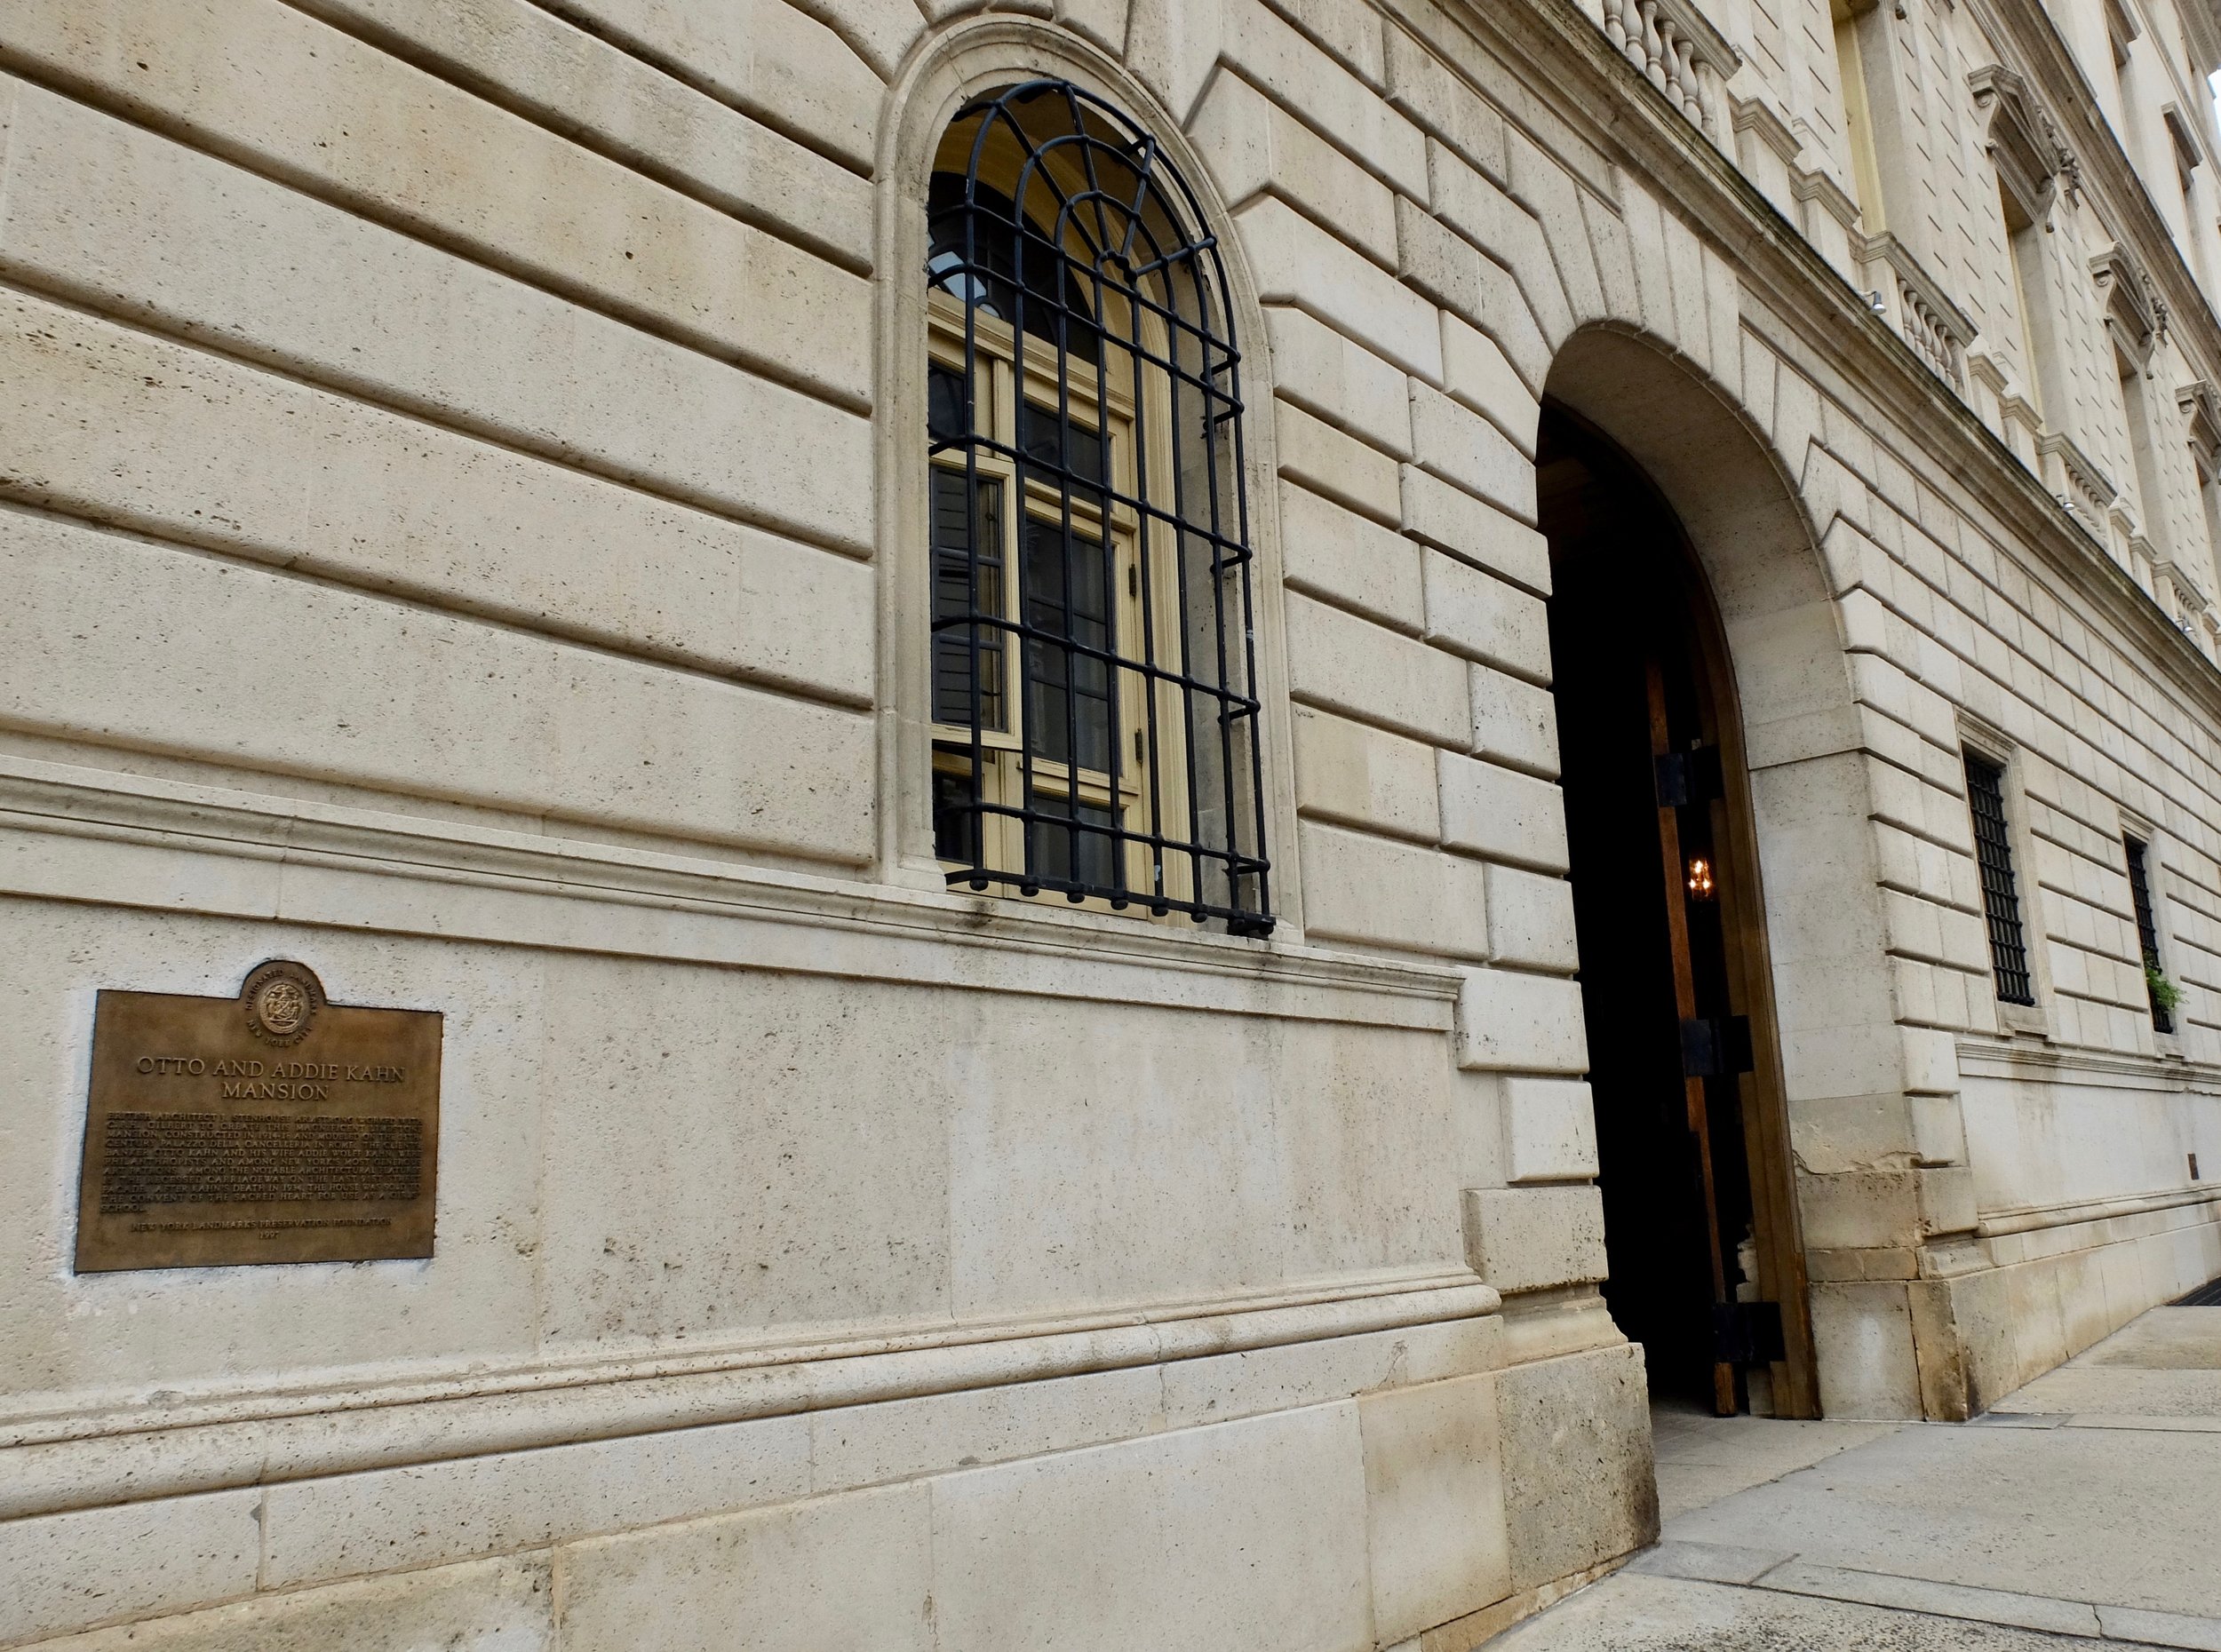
[[74, 961, 442, 1273], [242, 958, 322, 1045]]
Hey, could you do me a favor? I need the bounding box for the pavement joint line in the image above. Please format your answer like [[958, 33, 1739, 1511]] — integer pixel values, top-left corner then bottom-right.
[[2095, 1604, 2221, 1650], [2053, 1412, 2221, 1434], [1633, 1545, 2221, 1651], [1984, 1408, 2221, 1434], [1749, 1560, 2102, 1640]]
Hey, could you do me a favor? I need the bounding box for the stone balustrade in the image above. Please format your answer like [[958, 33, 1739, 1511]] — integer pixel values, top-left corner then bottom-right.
[[1855, 234, 1978, 397], [1587, 0, 1737, 145], [1899, 283, 1967, 392], [2039, 429, 2120, 537]]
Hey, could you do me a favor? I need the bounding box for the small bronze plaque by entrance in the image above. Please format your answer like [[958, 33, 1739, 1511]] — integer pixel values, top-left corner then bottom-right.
[[74, 962, 442, 1272]]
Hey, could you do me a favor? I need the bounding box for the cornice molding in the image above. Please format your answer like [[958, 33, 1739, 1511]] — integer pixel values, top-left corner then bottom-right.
[[1957, 1031, 2221, 1089], [1977, 1181, 2221, 1240], [2162, 100, 2202, 176], [2183, 0, 2221, 72], [1730, 86, 1801, 166], [1790, 154, 1863, 229], [1414, 0, 2221, 729], [2159, 557, 2211, 612]]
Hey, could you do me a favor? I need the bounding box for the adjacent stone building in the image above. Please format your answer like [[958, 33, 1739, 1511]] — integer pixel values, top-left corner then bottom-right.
[[4, 0, 2220, 1643]]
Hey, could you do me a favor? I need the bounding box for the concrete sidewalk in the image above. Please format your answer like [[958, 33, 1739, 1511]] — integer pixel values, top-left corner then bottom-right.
[[1486, 1302, 2221, 1650]]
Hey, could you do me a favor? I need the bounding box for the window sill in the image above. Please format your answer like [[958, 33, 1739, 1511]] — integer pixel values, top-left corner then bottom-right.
[[0, 758, 1457, 1028]]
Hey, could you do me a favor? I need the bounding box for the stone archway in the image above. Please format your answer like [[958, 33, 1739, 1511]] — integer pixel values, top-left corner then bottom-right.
[[1543, 326, 1897, 1419]]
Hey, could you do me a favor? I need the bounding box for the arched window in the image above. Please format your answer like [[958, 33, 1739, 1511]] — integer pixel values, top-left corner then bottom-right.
[[925, 80, 1274, 935]]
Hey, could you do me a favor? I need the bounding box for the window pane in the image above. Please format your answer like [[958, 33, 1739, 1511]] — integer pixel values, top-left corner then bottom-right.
[[932, 469, 1005, 730], [1029, 790, 1119, 891], [927, 363, 967, 445], [1022, 518, 1113, 774], [1018, 402, 1107, 492], [926, 174, 1100, 366], [933, 758, 981, 866]]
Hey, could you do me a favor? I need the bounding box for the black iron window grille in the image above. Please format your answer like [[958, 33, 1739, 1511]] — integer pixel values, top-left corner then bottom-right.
[[924, 80, 1274, 936], [2126, 835, 2173, 1033], [1965, 753, 2035, 1006]]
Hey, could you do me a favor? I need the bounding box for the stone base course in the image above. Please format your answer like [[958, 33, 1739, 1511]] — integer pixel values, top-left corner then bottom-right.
[[0, 1317, 1652, 1650]]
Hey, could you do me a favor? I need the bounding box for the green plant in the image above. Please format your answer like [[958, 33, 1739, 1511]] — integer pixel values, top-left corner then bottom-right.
[[2146, 962, 2183, 1015]]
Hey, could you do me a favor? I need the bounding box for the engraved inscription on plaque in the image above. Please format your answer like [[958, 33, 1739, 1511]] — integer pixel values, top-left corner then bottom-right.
[[75, 961, 442, 1272]]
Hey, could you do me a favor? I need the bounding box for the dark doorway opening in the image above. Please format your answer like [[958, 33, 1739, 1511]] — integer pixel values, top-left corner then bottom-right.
[[1539, 407, 1777, 1416]]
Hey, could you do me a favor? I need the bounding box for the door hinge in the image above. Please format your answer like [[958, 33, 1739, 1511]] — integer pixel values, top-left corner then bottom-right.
[[1654, 745, 1724, 808], [1681, 1015, 1754, 1078]]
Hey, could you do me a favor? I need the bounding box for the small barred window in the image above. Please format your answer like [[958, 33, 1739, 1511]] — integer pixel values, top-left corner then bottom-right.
[[924, 80, 1274, 935], [2125, 835, 2172, 1033], [1965, 753, 2035, 1006]]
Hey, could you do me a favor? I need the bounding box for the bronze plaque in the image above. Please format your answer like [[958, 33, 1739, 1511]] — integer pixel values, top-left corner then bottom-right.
[[74, 961, 442, 1272]]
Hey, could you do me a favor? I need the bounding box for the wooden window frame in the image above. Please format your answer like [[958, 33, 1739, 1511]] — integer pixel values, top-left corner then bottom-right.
[[926, 297, 1184, 912]]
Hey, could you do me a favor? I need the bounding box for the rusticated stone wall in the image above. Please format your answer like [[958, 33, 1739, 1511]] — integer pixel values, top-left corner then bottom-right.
[[1, 0, 2218, 1643]]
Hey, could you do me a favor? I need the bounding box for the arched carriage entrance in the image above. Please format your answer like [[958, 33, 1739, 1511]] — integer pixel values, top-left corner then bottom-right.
[[1540, 330, 1840, 1418]]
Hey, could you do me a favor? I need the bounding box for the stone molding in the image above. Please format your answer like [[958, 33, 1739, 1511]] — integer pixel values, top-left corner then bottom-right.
[[2090, 240, 2165, 356], [0, 759, 1461, 1027], [1788, 155, 1863, 232], [1997, 385, 2044, 442], [0, 1267, 1501, 1522], [1968, 347, 2047, 444], [1728, 88, 1800, 167], [2163, 100, 2203, 178], [1969, 61, 2073, 221], [1972, 1180, 2221, 1241], [1954, 1036, 2220, 1088], [2177, 377, 2221, 456], [2156, 557, 2212, 618], [2185, 0, 2221, 68]]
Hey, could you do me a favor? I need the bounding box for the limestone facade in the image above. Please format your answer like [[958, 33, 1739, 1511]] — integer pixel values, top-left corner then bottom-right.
[[2, 0, 2220, 1645]]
